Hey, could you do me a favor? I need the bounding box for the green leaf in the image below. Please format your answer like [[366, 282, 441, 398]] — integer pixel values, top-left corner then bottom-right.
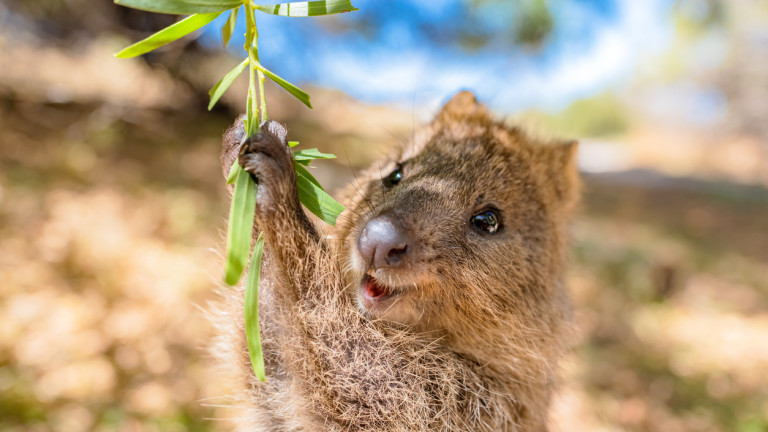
[[293, 148, 337, 165], [244, 232, 266, 382], [245, 92, 256, 137], [253, 63, 312, 109], [295, 164, 344, 225], [115, 12, 222, 58], [254, 0, 359, 17], [221, 7, 240, 48], [224, 166, 258, 285], [288, 140, 300, 148], [295, 163, 322, 187], [208, 58, 249, 111], [226, 159, 238, 184], [114, 0, 241, 14]]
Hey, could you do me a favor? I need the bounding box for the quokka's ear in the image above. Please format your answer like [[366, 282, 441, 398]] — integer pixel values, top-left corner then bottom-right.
[[406, 91, 492, 158], [532, 140, 580, 211], [434, 91, 492, 126]]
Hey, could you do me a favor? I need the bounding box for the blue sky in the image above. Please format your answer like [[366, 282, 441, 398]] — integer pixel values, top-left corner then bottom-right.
[[201, 0, 675, 114]]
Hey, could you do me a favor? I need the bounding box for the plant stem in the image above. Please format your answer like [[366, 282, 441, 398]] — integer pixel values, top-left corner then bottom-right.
[[242, 3, 267, 379], [253, 19, 268, 122], [258, 71, 267, 122], [244, 3, 260, 135]]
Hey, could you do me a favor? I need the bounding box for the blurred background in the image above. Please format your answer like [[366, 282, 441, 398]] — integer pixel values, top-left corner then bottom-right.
[[1, 0, 766, 431]]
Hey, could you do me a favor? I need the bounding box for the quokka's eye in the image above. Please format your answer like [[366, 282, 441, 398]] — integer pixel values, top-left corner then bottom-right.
[[382, 164, 403, 188], [470, 210, 501, 234]]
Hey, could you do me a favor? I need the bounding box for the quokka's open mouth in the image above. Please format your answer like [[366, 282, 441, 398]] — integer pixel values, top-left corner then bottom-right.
[[361, 274, 391, 301], [359, 273, 410, 311]]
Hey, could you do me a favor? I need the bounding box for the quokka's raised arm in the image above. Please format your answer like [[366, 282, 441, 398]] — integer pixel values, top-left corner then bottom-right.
[[216, 91, 579, 431]]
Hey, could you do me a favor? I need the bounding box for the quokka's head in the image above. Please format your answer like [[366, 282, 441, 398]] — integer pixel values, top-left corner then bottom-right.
[[338, 92, 579, 337]]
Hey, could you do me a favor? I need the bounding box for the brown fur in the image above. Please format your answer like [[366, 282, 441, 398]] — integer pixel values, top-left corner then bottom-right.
[[213, 92, 579, 431]]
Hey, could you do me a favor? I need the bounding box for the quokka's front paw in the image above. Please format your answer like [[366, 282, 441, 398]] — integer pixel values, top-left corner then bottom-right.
[[238, 120, 297, 214]]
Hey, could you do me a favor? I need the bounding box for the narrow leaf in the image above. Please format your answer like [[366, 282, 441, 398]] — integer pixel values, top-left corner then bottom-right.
[[224, 166, 258, 285], [293, 148, 337, 165], [244, 232, 266, 381], [221, 7, 240, 48], [254, 63, 312, 108], [209, 58, 249, 110], [245, 93, 255, 137], [295, 164, 344, 225], [295, 163, 323, 188], [254, 0, 359, 17], [115, 0, 241, 14], [226, 159, 238, 184], [115, 12, 222, 58], [288, 140, 300, 148]]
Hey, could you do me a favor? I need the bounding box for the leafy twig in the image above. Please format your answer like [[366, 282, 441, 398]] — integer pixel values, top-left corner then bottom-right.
[[114, 0, 357, 381]]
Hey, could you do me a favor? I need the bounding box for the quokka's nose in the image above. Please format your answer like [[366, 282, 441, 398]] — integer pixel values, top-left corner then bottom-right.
[[358, 214, 409, 269]]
